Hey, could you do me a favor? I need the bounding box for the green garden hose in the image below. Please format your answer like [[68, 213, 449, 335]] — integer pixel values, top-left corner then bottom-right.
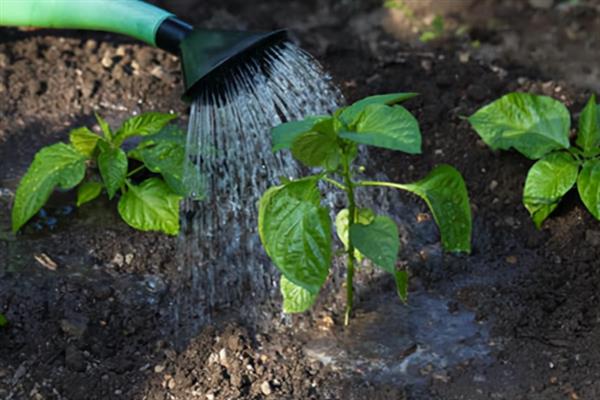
[[0, 0, 172, 46]]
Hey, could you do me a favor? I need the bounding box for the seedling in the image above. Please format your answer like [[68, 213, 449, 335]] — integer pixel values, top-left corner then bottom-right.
[[469, 92, 600, 227], [0, 313, 7, 328], [259, 93, 472, 324], [12, 112, 201, 235]]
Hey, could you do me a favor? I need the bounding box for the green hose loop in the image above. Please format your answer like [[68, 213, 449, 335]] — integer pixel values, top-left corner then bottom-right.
[[0, 0, 173, 46]]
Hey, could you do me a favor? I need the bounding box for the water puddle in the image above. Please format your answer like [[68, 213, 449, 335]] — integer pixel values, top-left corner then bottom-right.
[[304, 287, 492, 389]]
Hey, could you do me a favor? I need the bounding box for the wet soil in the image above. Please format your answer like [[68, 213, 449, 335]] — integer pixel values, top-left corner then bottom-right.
[[2, 0, 600, 399]]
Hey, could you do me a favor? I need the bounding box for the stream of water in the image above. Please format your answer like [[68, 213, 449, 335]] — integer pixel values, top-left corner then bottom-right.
[[173, 41, 342, 342]]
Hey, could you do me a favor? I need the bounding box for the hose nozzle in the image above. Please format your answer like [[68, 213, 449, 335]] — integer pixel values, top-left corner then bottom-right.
[[156, 18, 287, 101]]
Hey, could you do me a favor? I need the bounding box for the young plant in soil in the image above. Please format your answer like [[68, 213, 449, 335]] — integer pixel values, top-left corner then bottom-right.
[[258, 93, 472, 324], [469, 92, 600, 228], [0, 313, 7, 328], [12, 112, 201, 235]]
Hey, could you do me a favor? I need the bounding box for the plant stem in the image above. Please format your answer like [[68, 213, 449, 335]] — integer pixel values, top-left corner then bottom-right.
[[127, 165, 145, 177], [342, 157, 356, 326], [323, 176, 347, 191], [357, 180, 408, 191]]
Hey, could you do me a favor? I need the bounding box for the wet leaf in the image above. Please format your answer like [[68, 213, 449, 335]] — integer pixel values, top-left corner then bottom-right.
[[12, 143, 86, 232], [468, 92, 571, 159], [340, 92, 418, 125], [576, 94, 599, 154], [291, 130, 340, 170], [340, 104, 421, 154], [69, 127, 100, 157], [577, 159, 600, 220], [258, 177, 331, 294], [136, 140, 203, 199], [350, 215, 408, 301], [271, 116, 329, 152], [280, 275, 318, 313], [77, 181, 103, 207], [398, 165, 472, 252], [98, 147, 127, 199], [115, 112, 177, 145], [335, 208, 374, 260], [523, 152, 579, 228], [118, 178, 182, 235], [350, 215, 399, 272]]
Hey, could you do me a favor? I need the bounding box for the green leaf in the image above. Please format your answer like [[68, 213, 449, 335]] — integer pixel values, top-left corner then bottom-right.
[[271, 116, 329, 152], [77, 181, 103, 206], [335, 208, 374, 261], [135, 139, 203, 199], [398, 165, 472, 252], [0, 313, 7, 327], [350, 215, 399, 272], [280, 275, 318, 313], [576, 94, 599, 154], [118, 178, 182, 235], [577, 159, 600, 220], [69, 127, 100, 157], [291, 130, 340, 169], [136, 141, 183, 180], [137, 125, 187, 148], [134, 126, 209, 199], [258, 177, 332, 294], [98, 147, 128, 199], [523, 151, 579, 228], [468, 92, 571, 159], [12, 143, 86, 232], [95, 113, 112, 141], [395, 270, 408, 302], [114, 112, 177, 145], [340, 93, 418, 125], [339, 104, 422, 154]]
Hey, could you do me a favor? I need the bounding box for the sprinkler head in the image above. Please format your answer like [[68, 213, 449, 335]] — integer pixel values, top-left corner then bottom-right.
[[156, 17, 287, 102], [179, 29, 287, 102]]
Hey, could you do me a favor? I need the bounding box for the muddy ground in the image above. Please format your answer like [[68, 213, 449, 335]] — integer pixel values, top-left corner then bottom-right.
[[2, 0, 600, 399]]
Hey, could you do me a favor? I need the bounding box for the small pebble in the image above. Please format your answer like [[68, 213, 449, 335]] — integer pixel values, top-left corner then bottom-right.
[[260, 381, 272, 396], [219, 348, 228, 366], [168, 379, 176, 390], [101, 53, 114, 68], [112, 253, 124, 267], [125, 253, 134, 265]]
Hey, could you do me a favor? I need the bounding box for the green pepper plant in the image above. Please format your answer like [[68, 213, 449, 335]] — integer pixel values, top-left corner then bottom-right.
[[469, 92, 600, 228], [12, 112, 202, 235], [258, 93, 472, 324]]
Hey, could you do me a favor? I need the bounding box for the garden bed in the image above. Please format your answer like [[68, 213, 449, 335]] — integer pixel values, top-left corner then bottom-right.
[[2, 0, 600, 399]]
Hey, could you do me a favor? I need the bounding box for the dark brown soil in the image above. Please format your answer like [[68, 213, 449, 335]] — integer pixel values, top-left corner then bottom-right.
[[2, 1, 600, 399]]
